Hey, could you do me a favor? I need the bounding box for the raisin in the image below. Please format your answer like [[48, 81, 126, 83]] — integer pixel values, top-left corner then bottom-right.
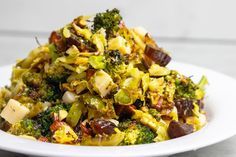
[[90, 119, 116, 135]]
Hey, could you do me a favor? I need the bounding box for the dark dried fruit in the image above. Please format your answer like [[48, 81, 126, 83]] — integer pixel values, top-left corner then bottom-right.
[[115, 105, 135, 118], [80, 123, 93, 136], [167, 120, 194, 139], [0, 121, 11, 132], [49, 31, 67, 52], [66, 34, 96, 52], [174, 99, 194, 118], [144, 44, 171, 67], [86, 69, 96, 80], [133, 99, 143, 109], [90, 119, 116, 135]]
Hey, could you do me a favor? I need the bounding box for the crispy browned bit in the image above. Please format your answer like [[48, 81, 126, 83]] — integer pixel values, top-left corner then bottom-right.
[[151, 97, 163, 111], [49, 31, 61, 44], [80, 123, 93, 136], [73, 16, 88, 28], [167, 120, 194, 139], [115, 105, 135, 118], [38, 136, 49, 142], [49, 31, 67, 52], [90, 119, 116, 135], [161, 115, 172, 121], [66, 34, 96, 52], [174, 99, 194, 118], [86, 69, 96, 80], [144, 34, 158, 48], [61, 83, 74, 92], [12, 91, 24, 101], [144, 44, 171, 67], [0, 121, 11, 132], [28, 90, 40, 100]]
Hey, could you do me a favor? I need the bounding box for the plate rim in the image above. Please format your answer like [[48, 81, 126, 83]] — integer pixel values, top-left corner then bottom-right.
[[0, 61, 236, 157]]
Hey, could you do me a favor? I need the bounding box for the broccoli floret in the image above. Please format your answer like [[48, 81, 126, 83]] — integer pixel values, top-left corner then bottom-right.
[[92, 8, 122, 38], [22, 71, 62, 101], [106, 50, 123, 65], [45, 64, 70, 84], [38, 81, 62, 102], [175, 78, 198, 99], [8, 119, 41, 138], [35, 103, 69, 137], [169, 71, 198, 99], [23, 71, 43, 88], [118, 120, 155, 145]]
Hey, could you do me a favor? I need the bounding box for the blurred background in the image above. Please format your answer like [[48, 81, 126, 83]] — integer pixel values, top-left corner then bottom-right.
[[0, 0, 236, 77], [0, 0, 235, 156]]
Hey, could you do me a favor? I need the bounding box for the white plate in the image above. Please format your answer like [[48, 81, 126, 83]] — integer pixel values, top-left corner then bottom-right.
[[0, 62, 236, 157]]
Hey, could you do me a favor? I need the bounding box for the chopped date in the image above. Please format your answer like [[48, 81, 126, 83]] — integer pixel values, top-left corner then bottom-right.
[[167, 120, 194, 139], [115, 105, 135, 118], [174, 99, 194, 118], [0, 121, 11, 132], [66, 35, 97, 52], [90, 119, 116, 135], [144, 44, 171, 67]]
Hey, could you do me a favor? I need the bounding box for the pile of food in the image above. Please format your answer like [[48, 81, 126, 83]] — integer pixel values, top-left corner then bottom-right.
[[0, 9, 208, 146]]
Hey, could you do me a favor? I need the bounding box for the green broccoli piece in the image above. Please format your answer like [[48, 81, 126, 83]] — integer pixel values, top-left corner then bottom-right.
[[118, 119, 156, 145], [35, 103, 69, 137], [92, 8, 122, 38], [8, 119, 41, 138], [23, 71, 43, 88], [37, 81, 62, 102], [45, 64, 70, 84], [171, 71, 198, 99]]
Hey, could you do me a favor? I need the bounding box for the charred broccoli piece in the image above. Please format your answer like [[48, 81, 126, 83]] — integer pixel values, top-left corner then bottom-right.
[[38, 82, 62, 102], [118, 120, 155, 145], [8, 119, 41, 138], [169, 71, 198, 100], [22, 71, 62, 102], [25, 81, 62, 102], [106, 50, 123, 65], [92, 8, 122, 38], [45, 64, 70, 84], [34, 103, 69, 137], [23, 71, 43, 88]]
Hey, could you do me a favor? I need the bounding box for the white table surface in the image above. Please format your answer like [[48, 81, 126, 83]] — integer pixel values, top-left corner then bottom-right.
[[0, 36, 235, 157], [1, 1, 236, 156]]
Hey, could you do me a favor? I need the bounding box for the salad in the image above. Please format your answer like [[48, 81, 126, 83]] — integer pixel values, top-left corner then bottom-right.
[[0, 9, 208, 146]]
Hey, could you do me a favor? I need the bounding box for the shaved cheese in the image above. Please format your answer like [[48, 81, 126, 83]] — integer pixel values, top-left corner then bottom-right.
[[0, 99, 30, 124]]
